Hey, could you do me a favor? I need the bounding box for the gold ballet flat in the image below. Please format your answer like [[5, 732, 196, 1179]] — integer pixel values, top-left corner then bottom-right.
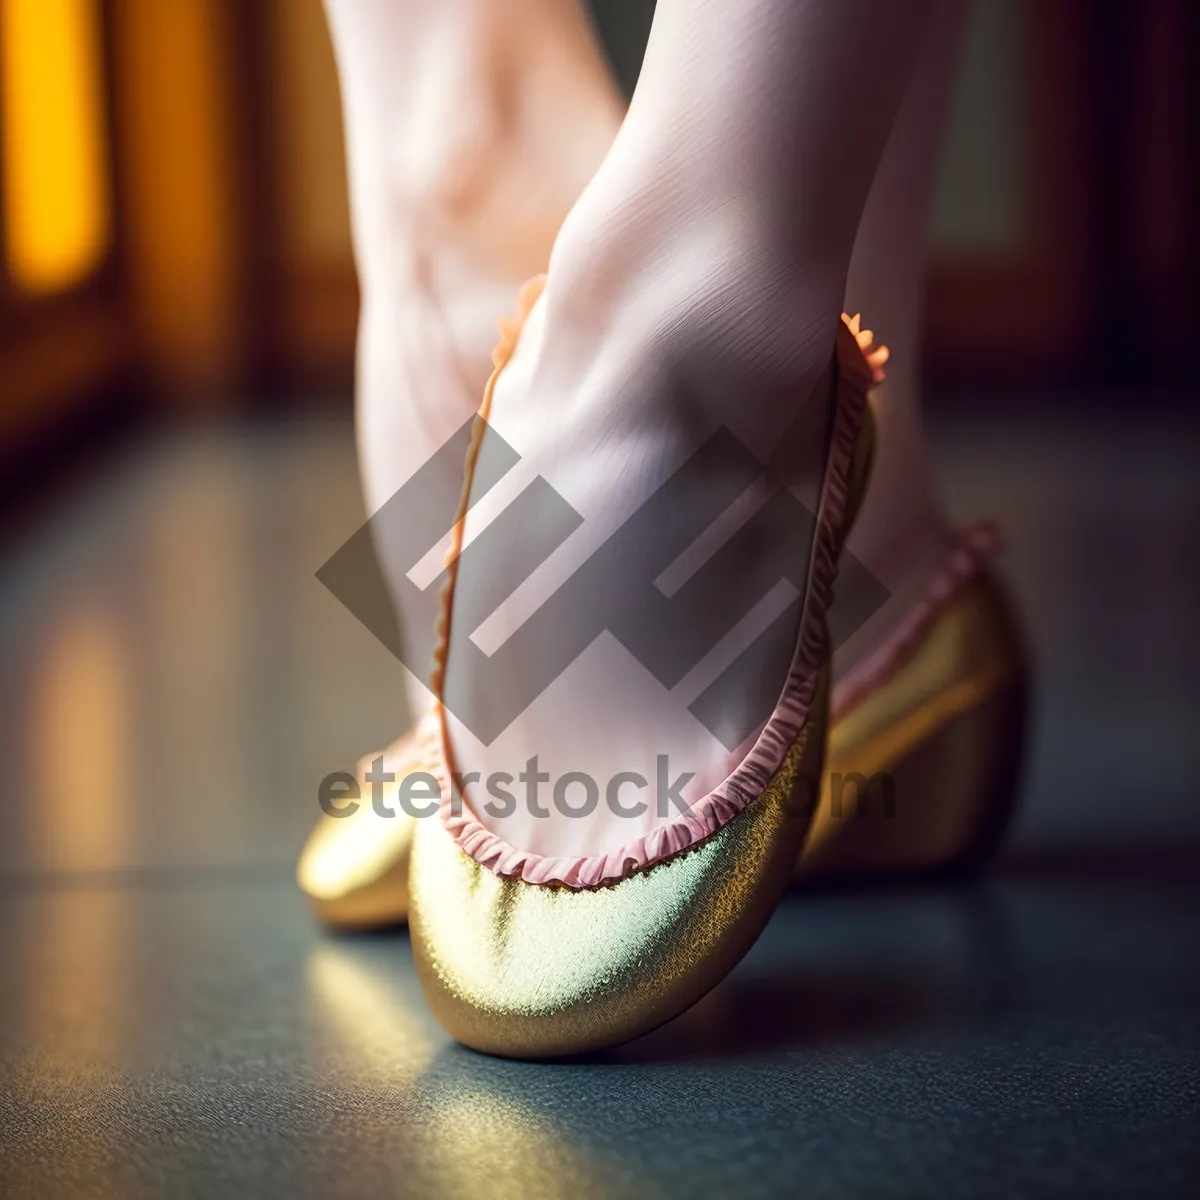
[[299, 806, 414, 929], [296, 719, 431, 930], [797, 562, 1028, 881], [404, 284, 880, 1057], [409, 668, 832, 1057]]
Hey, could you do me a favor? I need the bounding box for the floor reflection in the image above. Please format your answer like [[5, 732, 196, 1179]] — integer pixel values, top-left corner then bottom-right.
[[306, 937, 437, 1078], [0, 419, 411, 877], [29, 598, 133, 871]]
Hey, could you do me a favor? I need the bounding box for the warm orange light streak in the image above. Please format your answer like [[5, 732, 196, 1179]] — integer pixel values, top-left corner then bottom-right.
[[2, 0, 110, 292]]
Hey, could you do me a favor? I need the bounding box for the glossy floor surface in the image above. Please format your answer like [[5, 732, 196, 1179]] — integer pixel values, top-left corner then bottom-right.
[[2, 409, 1198, 1198]]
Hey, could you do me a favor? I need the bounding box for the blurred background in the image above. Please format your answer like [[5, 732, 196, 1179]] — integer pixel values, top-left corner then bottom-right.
[[0, 3, 1198, 1194], [1, 0, 1195, 451]]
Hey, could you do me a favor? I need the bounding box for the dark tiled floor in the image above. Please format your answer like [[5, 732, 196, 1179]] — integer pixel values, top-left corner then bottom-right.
[[1, 410, 1197, 1198]]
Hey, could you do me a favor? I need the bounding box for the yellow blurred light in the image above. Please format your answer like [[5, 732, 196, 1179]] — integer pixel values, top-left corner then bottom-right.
[[2, 0, 110, 293]]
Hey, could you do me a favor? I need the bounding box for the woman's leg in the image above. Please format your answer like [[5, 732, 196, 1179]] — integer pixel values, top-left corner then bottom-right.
[[838, 0, 970, 675], [443, 0, 940, 859], [323, 0, 623, 717]]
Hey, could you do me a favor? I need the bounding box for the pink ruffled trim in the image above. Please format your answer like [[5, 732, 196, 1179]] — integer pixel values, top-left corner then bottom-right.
[[427, 299, 881, 889], [831, 520, 1003, 722]]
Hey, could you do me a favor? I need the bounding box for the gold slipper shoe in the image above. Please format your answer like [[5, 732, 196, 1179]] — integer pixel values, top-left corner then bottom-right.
[[800, 542, 1028, 882], [401, 281, 879, 1057], [297, 718, 432, 929]]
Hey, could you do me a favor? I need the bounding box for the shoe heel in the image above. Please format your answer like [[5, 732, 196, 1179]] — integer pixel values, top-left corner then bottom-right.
[[825, 670, 1027, 879], [800, 573, 1029, 880]]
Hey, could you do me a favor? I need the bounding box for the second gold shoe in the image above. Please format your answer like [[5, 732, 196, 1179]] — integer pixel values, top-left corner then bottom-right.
[[800, 543, 1027, 883]]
